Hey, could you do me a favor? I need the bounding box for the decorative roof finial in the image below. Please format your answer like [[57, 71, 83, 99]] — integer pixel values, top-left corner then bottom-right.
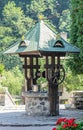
[[38, 14, 44, 20], [21, 35, 25, 41]]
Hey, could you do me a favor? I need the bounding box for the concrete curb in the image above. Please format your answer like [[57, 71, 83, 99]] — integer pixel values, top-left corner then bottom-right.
[[0, 124, 55, 127]]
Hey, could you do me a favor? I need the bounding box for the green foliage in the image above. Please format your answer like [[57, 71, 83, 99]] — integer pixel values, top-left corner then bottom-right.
[[56, 0, 70, 14], [37, 77, 47, 85], [0, 0, 8, 19], [30, 0, 47, 14], [26, 0, 55, 18], [25, 0, 66, 30], [2, 1, 26, 36], [39, 58, 46, 72], [0, 26, 15, 51], [1, 55, 23, 70], [69, 0, 83, 74], [0, 64, 4, 74], [0, 87, 5, 93], [59, 10, 71, 33], [63, 68, 83, 92], [77, 122, 83, 130], [0, 1, 34, 70], [1, 66, 24, 95], [60, 59, 83, 91]]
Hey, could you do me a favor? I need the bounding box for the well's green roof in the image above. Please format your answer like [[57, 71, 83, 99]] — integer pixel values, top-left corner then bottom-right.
[[4, 20, 80, 55]]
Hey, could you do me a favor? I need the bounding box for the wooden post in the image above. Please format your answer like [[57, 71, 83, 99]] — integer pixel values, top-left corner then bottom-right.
[[28, 56, 33, 90], [24, 57, 28, 91], [48, 56, 59, 116]]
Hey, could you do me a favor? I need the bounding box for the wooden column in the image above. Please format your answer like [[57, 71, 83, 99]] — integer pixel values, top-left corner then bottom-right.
[[35, 56, 39, 81], [49, 55, 59, 116], [24, 57, 28, 91], [28, 56, 33, 90], [30, 57, 33, 77], [24, 57, 27, 79], [23, 56, 34, 91]]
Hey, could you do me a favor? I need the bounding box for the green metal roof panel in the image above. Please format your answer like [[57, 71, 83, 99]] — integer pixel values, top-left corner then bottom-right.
[[4, 20, 80, 54], [38, 38, 80, 53]]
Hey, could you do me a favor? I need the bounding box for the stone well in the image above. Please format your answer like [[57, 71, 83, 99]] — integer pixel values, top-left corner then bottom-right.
[[23, 91, 50, 116]]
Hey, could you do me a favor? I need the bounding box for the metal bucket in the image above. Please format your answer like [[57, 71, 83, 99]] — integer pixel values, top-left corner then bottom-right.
[[32, 85, 38, 92]]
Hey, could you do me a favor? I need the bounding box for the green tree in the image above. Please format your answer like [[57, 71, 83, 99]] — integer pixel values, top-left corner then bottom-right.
[[64, 70, 83, 91], [0, 64, 4, 75], [0, 1, 33, 70], [3, 1, 26, 36], [69, 0, 83, 74], [0, 26, 15, 51], [1, 66, 24, 95], [26, 0, 55, 19], [0, 0, 8, 20], [59, 10, 71, 34], [25, 0, 58, 29], [56, 0, 70, 14]]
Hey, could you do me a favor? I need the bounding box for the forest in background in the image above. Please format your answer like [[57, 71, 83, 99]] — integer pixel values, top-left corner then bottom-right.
[[0, 0, 70, 57], [0, 0, 83, 95]]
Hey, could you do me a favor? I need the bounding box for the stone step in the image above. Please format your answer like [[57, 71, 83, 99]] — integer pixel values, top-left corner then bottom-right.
[[0, 105, 25, 110]]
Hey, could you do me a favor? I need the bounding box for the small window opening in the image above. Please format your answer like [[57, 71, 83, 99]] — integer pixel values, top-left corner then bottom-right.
[[19, 41, 26, 47], [53, 40, 64, 48], [19, 40, 30, 47]]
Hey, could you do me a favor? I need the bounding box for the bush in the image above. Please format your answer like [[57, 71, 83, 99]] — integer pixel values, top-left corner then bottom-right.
[[0, 64, 4, 74], [1, 66, 24, 95]]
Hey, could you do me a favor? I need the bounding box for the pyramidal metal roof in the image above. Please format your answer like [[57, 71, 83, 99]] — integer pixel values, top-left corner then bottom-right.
[[4, 20, 80, 56]]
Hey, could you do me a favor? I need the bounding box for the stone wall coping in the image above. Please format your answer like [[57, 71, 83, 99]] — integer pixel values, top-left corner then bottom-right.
[[72, 91, 83, 93], [22, 91, 48, 98], [0, 92, 5, 94], [71, 96, 83, 98]]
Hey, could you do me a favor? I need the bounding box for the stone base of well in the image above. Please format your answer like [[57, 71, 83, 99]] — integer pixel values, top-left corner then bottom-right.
[[23, 91, 50, 116]]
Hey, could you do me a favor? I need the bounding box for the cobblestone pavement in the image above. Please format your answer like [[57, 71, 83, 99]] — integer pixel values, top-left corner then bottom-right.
[[0, 105, 83, 130]]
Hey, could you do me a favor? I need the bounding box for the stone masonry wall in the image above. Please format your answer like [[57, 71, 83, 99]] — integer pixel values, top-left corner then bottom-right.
[[71, 91, 83, 109], [24, 92, 50, 116]]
